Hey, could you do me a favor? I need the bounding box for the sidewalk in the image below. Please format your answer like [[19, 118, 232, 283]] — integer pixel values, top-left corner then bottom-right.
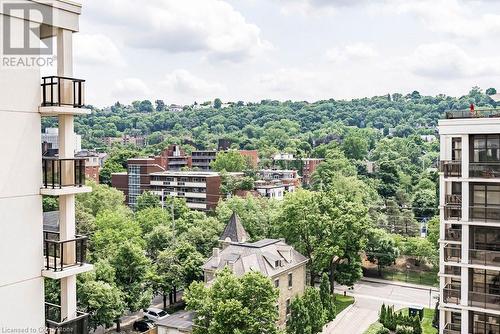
[[361, 277, 439, 292]]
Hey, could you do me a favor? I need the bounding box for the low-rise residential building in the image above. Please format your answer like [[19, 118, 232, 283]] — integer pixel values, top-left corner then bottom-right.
[[255, 180, 287, 200], [300, 158, 323, 186], [75, 150, 100, 183], [42, 127, 82, 153], [169, 104, 184, 112], [203, 215, 308, 327], [150, 171, 241, 211], [191, 150, 217, 171]]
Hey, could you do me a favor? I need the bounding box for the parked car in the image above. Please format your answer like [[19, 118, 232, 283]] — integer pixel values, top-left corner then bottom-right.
[[133, 319, 155, 332], [143, 307, 169, 321]]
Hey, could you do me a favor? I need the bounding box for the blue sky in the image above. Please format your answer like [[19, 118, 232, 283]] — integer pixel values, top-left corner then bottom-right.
[[74, 0, 500, 107]]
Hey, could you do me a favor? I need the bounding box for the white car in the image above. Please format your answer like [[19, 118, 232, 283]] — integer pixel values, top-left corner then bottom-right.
[[143, 307, 169, 321]]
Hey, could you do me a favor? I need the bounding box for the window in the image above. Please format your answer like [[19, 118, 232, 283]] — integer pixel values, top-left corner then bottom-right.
[[274, 279, 279, 288], [286, 299, 291, 315], [452, 138, 462, 161], [288, 273, 293, 288], [472, 135, 500, 162]]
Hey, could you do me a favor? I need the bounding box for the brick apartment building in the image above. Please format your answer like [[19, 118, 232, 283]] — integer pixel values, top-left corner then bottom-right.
[[75, 150, 101, 184]]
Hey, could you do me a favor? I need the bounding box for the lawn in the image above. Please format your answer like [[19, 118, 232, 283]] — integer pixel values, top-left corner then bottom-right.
[[334, 293, 355, 314], [363, 308, 437, 334]]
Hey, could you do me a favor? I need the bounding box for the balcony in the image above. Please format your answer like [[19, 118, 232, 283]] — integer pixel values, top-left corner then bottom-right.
[[42, 158, 91, 196], [444, 205, 462, 221], [445, 108, 500, 119], [443, 284, 461, 304], [443, 323, 461, 334], [470, 162, 500, 178], [42, 231, 92, 279], [443, 265, 461, 276], [440, 161, 462, 178], [469, 206, 500, 223], [469, 249, 500, 268], [39, 76, 90, 116], [444, 227, 462, 242], [45, 303, 89, 334], [469, 291, 500, 311], [444, 244, 461, 263]]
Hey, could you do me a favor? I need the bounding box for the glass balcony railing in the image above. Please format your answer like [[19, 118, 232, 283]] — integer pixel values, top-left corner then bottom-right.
[[445, 194, 462, 205], [445, 108, 500, 119], [443, 284, 461, 304], [470, 162, 500, 178], [45, 303, 89, 334], [469, 249, 500, 268], [444, 205, 462, 221], [43, 231, 88, 272], [444, 228, 462, 242], [469, 206, 500, 223], [42, 158, 86, 189], [443, 323, 461, 334], [444, 245, 461, 263], [41, 76, 85, 108], [443, 266, 461, 276], [440, 161, 462, 177], [469, 291, 500, 311]]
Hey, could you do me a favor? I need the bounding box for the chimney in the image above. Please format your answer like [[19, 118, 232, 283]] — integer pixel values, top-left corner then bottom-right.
[[213, 247, 220, 260]]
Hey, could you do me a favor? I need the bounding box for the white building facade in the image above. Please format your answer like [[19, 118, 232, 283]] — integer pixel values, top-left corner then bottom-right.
[[0, 1, 92, 331], [439, 110, 500, 334]]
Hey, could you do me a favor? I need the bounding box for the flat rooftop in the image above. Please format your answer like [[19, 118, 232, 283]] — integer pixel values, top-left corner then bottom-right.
[[444, 108, 500, 120]]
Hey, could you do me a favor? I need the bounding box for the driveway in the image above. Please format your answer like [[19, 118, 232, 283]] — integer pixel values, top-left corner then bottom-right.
[[323, 278, 439, 334]]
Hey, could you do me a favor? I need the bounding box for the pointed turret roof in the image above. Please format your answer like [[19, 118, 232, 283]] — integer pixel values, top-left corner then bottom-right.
[[220, 212, 249, 243]]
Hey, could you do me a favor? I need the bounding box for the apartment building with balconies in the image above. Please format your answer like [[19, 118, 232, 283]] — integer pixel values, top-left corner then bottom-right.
[[439, 109, 500, 334], [0, 1, 91, 331]]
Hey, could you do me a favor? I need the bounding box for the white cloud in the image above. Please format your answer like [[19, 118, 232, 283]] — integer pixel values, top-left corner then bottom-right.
[[84, 0, 271, 62], [326, 43, 378, 62], [74, 33, 125, 66], [408, 43, 500, 79], [112, 78, 150, 101], [160, 69, 226, 103], [389, 0, 500, 39]]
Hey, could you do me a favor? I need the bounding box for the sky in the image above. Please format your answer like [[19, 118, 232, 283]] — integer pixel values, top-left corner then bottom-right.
[[72, 0, 500, 107]]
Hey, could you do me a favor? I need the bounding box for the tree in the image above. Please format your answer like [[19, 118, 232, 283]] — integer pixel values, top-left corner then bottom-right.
[[185, 269, 279, 334], [342, 133, 368, 160], [412, 189, 437, 219], [401, 237, 436, 266], [278, 190, 370, 290], [136, 191, 160, 211], [426, 216, 439, 249], [311, 148, 357, 190], [288, 287, 327, 334], [376, 161, 400, 198], [43, 196, 58, 212], [78, 280, 125, 329], [77, 181, 127, 217], [155, 99, 166, 112], [486, 87, 497, 96], [214, 98, 222, 109], [287, 296, 311, 334], [365, 229, 399, 276], [99, 160, 124, 185], [319, 273, 336, 322], [211, 150, 248, 172], [110, 242, 153, 311]]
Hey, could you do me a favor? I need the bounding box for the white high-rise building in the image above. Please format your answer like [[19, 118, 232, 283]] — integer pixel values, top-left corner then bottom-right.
[[0, 1, 92, 331], [439, 109, 500, 334], [42, 127, 82, 153]]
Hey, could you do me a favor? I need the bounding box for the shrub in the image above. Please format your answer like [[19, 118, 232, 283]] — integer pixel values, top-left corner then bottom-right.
[[395, 325, 414, 334], [376, 327, 390, 334]]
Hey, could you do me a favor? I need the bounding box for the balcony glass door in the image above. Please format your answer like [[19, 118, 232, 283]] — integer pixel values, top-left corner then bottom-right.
[[471, 184, 500, 222]]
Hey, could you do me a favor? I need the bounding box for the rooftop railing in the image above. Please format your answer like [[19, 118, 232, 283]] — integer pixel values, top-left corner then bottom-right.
[[445, 108, 500, 119], [440, 161, 462, 178], [41, 76, 85, 108], [43, 231, 88, 271], [42, 158, 86, 189], [45, 303, 89, 334]]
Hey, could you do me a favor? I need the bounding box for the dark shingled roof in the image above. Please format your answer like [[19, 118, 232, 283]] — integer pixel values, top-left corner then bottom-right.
[[219, 212, 249, 243]]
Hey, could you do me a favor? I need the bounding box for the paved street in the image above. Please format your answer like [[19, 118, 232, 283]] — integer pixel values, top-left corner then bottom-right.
[[323, 278, 439, 334]]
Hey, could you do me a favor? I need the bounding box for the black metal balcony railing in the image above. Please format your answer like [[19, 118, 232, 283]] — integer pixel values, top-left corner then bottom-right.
[[445, 108, 500, 119], [42, 158, 86, 189], [45, 303, 89, 334], [470, 162, 500, 178], [446, 194, 462, 205], [469, 291, 500, 311], [469, 249, 500, 267], [444, 244, 461, 263], [41, 76, 85, 108], [444, 228, 462, 242], [443, 323, 461, 334], [43, 231, 88, 271], [444, 205, 462, 221], [440, 161, 462, 177], [443, 284, 461, 304], [469, 206, 500, 223]]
